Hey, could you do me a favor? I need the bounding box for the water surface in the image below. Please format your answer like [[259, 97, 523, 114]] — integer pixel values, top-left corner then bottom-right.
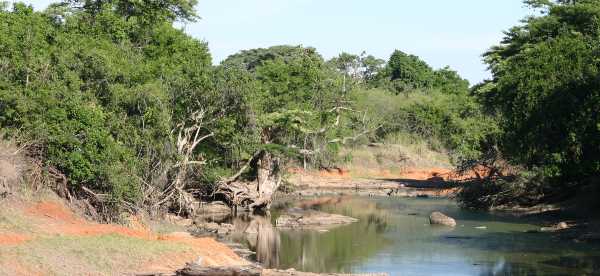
[[225, 196, 600, 275]]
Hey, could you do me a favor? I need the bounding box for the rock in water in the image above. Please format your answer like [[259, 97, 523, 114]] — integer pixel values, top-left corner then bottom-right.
[[429, 211, 457, 227], [540, 221, 570, 232], [276, 210, 358, 228]]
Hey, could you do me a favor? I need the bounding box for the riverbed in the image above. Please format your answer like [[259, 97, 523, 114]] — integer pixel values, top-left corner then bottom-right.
[[222, 196, 600, 275]]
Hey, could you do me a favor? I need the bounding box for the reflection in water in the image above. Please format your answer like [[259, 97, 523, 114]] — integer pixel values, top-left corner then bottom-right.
[[229, 215, 280, 267], [222, 196, 600, 275]]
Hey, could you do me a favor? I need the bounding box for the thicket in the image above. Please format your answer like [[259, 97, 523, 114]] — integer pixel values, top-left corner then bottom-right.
[[458, 0, 600, 209], [0, 1, 349, 214], [0, 1, 218, 215]]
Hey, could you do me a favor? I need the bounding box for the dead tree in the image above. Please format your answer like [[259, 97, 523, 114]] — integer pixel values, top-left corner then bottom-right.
[[158, 109, 214, 216]]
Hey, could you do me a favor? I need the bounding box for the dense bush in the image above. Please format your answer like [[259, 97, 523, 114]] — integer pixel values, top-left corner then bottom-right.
[[0, 2, 212, 207], [0, 3, 346, 212], [480, 0, 599, 197]]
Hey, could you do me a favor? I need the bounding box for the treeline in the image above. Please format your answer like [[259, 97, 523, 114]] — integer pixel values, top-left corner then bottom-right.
[[0, 0, 483, 215], [0, 0, 597, 216], [344, 0, 600, 210], [0, 0, 356, 214], [326, 50, 495, 164]]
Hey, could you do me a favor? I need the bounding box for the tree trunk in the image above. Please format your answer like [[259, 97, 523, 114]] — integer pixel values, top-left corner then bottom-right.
[[253, 151, 281, 210]]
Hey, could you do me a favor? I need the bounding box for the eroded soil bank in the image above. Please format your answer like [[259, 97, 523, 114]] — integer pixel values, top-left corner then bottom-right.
[[284, 167, 467, 198], [0, 196, 247, 275]]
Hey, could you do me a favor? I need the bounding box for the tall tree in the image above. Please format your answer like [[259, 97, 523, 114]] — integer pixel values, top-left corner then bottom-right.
[[482, 0, 600, 194], [385, 50, 435, 93]]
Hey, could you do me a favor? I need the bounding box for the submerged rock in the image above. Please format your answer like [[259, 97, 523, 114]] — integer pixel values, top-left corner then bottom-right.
[[429, 211, 457, 227], [276, 209, 358, 228]]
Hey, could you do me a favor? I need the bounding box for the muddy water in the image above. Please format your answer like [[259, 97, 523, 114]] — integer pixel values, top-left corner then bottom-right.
[[224, 196, 600, 275]]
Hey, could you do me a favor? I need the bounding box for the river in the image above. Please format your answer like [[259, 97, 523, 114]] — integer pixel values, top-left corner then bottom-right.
[[222, 196, 600, 275]]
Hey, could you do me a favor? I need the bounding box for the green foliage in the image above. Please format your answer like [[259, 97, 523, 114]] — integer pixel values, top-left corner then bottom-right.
[[433, 66, 470, 95], [66, 0, 199, 24], [221, 45, 346, 170], [361, 50, 470, 95], [0, 1, 215, 207], [350, 88, 498, 163], [482, 0, 600, 191], [383, 50, 435, 93]]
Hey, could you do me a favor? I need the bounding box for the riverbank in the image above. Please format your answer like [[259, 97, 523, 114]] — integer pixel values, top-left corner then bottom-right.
[[0, 193, 248, 275], [284, 167, 467, 199], [0, 192, 391, 275]]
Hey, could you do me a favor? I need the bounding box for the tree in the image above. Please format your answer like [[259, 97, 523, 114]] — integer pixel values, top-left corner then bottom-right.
[[64, 0, 199, 23], [482, 0, 600, 196], [360, 54, 385, 84], [433, 66, 469, 94], [328, 52, 359, 93], [384, 50, 435, 93], [0, 1, 214, 216], [217, 46, 346, 210]]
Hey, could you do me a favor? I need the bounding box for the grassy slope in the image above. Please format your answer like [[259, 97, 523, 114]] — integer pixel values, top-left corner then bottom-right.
[[0, 192, 246, 276]]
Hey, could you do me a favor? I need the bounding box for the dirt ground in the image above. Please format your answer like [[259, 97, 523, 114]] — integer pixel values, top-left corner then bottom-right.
[[289, 166, 484, 184]]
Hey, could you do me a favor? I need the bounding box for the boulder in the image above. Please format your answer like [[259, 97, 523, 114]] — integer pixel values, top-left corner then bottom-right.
[[429, 211, 456, 227]]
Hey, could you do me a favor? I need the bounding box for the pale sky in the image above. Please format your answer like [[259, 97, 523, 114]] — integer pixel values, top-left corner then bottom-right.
[[16, 0, 533, 84]]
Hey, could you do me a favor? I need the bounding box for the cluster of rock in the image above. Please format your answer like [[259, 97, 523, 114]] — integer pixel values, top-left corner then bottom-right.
[[275, 208, 358, 228], [194, 221, 236, 236]]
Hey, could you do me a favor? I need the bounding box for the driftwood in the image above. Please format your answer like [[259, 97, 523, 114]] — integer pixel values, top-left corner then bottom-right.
[[213, 150, 268, 211], [214, 181, 260, 210], [213, 148, 282, 212]]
